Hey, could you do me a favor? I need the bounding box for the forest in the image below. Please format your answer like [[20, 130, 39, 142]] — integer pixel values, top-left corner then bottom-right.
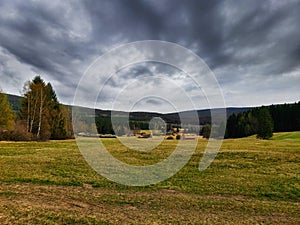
[[225, 102, 300, 139]]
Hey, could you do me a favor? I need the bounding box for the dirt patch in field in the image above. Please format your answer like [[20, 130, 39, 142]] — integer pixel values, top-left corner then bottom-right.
[[0, 183, 299, 224]]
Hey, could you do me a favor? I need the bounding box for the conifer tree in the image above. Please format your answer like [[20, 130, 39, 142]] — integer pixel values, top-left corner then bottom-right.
[[46, 83, 67, 139], [256, 107, 274, 139]]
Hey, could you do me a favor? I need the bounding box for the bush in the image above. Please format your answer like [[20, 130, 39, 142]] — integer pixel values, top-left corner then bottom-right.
[[0, 130, 33, 141], [201, 124, 211, 139], [0, 121, 34, 141]]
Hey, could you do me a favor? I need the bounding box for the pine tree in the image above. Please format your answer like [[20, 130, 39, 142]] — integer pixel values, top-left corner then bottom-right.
[[225, 113, 237, 138], [46, 83, 67, 139], [0, 89, 15, 131], [256, 107, 274, 139]]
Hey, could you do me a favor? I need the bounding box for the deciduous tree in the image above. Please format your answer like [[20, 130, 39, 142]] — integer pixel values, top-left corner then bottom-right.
[[0, 89, 15, 131], [21, 76, 67, 140]]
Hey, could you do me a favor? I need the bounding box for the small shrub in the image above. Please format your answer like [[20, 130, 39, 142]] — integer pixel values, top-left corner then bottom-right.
[[0, 130, 33, 141]]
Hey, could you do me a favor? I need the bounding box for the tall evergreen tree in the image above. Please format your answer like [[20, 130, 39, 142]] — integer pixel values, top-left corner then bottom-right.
[[0, 89, 15, 131], [46, 83, 67, 139], [256, 107, 274, 139], [225, 113, 238, 138]]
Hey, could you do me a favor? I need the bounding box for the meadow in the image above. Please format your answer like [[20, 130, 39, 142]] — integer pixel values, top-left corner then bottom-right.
[[0, 132, 299, 224]]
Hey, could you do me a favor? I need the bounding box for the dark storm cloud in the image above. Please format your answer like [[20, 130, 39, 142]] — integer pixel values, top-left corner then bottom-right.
[[220, 0, 300, 75], [82, 0, 163, 40], [0, 0, 91, 90], [0, 0, 299, 109]]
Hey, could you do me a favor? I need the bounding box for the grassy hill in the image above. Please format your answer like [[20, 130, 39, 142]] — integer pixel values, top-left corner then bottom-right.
[[272, 131, 300, 141]]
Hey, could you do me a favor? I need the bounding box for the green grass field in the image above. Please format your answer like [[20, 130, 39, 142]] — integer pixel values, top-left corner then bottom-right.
[[0, 132, 299, 224]]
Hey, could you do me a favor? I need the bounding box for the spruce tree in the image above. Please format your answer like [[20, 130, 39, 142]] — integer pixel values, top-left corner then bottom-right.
[[46, 83, 67, 139], [256, 107, 274, 139]]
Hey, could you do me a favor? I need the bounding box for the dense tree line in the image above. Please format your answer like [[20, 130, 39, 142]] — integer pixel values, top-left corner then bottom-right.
[[225, 107, 274, 139], [226, 109, 259, 139], [94, 104, 290, 140], [225, 102, 300, 139], [269, 102, 300, 132]]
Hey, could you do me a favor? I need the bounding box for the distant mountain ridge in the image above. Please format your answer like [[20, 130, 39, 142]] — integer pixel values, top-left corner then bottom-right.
[[7, 94, 22, 112], [6, 93, 251, 123]]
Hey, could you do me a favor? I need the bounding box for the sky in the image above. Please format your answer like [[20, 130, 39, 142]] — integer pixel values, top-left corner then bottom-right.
[[0, 0, 299, 112]]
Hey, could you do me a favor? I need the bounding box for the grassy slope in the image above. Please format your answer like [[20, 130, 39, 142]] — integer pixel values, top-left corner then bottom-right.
[[272, 131, 300, 141], [0, 132, 299, 224]]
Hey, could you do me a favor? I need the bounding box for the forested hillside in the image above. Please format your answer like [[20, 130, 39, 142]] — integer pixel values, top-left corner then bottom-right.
[[226, 102, 300, 139], [3, 81, 300, 140]]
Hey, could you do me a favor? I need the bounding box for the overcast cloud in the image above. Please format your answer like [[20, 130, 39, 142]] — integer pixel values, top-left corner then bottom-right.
[[0, 0, 299, 112]]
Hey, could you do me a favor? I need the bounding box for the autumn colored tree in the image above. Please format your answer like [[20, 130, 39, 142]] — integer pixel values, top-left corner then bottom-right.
[[21, 76, 67, 140], [0, 89, 15, 131]]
